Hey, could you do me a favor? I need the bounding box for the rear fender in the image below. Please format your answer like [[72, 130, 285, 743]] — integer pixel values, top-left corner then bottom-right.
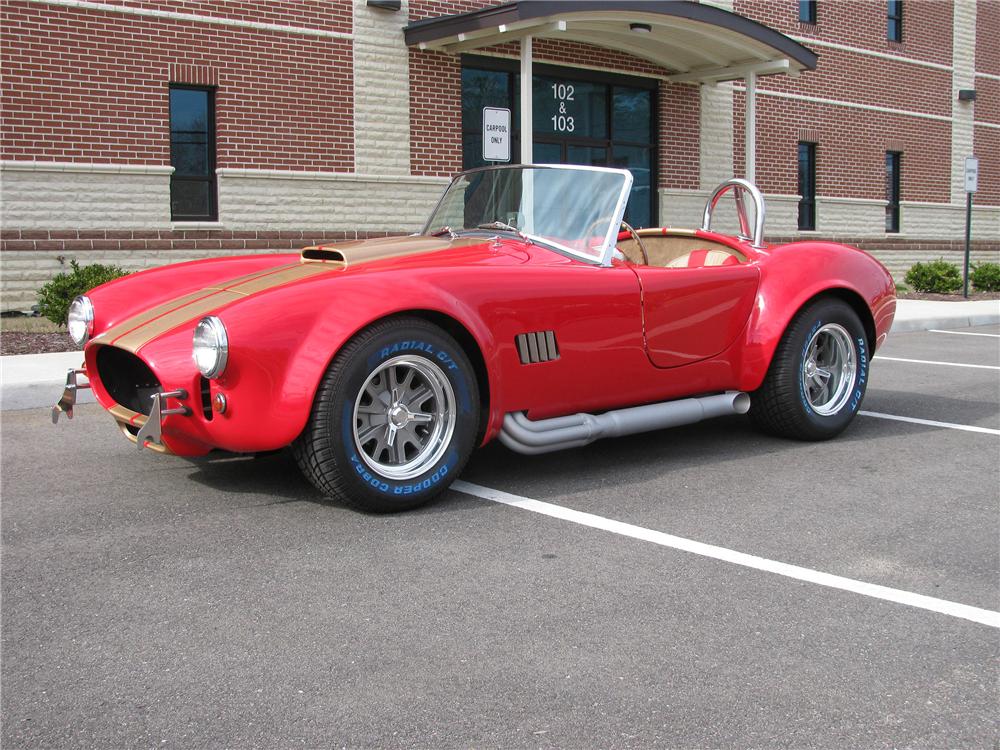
[[734, 243, 895, 392]]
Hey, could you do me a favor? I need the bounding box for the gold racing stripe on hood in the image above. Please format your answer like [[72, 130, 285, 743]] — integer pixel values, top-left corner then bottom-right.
[[94, 262, 301, 346], [96, 236, 484, 354], [101, 262, 339, 353]]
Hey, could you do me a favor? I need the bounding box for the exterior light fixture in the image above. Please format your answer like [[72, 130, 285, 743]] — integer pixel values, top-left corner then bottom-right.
[[958, 89, 977, 101], [367, 0, 401, 10], [630, 23, 652, 33]]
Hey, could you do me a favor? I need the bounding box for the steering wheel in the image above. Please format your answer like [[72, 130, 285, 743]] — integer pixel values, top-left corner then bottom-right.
[[619, 221, 649, 265]]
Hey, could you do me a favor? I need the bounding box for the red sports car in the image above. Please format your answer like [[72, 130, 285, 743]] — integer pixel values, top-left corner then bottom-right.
[[54, 165, 895, 512]]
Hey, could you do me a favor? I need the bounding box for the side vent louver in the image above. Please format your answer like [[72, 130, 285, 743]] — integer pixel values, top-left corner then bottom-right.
[[516, 331, 559, 364]]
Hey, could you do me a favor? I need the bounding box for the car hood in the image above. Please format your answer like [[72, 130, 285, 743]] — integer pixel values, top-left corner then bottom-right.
[[90, 234, 487, 354]]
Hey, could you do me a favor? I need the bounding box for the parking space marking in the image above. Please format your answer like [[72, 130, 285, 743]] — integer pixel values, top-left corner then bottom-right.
[[452, 480, 1000, 629], [928, 329, 1000, 338], [860, 410, 1000, 436], [874, 356, 999, 370]]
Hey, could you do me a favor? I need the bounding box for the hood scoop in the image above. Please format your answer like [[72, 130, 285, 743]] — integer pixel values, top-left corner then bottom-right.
[[301, 235, 484, 268], [301, 247, 346, 264]]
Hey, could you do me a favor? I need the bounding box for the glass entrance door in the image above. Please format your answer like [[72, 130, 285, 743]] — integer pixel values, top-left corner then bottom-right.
[[461, 61, 657, 228]]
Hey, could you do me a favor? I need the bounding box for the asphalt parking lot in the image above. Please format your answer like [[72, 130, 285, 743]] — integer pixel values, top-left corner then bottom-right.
[[2, 324, 998, 748]]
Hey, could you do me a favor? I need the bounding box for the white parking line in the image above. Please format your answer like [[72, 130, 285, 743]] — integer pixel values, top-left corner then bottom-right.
[[860, 410, 1000, 436], [452, 480, 1000, 629], [928, 329, 1000, 338], [874, 355, 999, 370]]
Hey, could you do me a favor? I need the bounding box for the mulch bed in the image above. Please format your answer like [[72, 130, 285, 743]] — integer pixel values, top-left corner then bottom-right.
[[2, 332, 82, 356]]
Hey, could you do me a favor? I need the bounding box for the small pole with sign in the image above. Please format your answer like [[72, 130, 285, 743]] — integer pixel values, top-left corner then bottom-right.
[[963, 156, 978, 298], [482, 107, 511, 164]]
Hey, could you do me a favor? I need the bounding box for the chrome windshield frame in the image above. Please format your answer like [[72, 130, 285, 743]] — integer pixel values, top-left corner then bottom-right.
[[422, 164, 633, 267]]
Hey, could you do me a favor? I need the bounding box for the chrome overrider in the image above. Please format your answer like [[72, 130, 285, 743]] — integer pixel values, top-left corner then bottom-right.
[[135, 389, 191, 451], [499, 391, 751, 455], [51, 367, 90, 424]]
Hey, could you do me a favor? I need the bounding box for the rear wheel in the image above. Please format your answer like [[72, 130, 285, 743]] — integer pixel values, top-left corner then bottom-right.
[[750, 297, 869, 440], [292, 317, 479, 512]]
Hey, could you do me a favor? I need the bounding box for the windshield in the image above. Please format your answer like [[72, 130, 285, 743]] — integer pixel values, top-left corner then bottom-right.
[[423, 165, 632, 264]]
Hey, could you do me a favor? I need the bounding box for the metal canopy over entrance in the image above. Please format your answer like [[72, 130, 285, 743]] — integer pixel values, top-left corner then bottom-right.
[[404, 0, 818, 183]]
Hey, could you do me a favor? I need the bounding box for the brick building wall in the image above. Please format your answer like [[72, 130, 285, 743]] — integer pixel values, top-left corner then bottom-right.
[[0, 1, 355, 169]]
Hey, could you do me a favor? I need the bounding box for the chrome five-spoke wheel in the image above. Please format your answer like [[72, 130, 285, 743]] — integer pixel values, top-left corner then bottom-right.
[[801, 323, 857, 416], [293, 317, 479, 512], [353, 355, 456, 480], [750, 298, 868, 441]]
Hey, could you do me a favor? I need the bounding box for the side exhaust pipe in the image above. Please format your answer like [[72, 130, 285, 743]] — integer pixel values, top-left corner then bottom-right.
[[499, 391, 751, 455]]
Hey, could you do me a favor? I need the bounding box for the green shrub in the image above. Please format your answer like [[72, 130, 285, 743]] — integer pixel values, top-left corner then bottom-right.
[[904, 259, 962, 294], [971, 262, 1000, 292], [36, 260, 128, 326]]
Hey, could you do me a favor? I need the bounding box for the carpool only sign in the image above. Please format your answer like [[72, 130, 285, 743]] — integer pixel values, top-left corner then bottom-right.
[[483, 107, 511, 162]]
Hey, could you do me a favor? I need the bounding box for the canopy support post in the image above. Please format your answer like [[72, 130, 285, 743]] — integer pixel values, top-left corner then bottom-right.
[[520, 35, 533, 165]]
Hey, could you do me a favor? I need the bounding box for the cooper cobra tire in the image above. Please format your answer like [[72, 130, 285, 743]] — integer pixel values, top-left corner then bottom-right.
[[749, 297, 869, 441], [292, 317, 480, 512]]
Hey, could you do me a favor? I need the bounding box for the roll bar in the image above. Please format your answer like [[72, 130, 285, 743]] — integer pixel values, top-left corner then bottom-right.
[[701, 178, 767, 249]]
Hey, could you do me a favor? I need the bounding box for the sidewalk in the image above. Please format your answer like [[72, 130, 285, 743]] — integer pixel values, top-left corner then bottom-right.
[[2, 299, 998, 411]]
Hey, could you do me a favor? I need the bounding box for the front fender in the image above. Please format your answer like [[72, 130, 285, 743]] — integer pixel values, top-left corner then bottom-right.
[[164, 272, 499, 453]]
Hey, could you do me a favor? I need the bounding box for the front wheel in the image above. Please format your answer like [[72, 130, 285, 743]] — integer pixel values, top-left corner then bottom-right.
[[292, 317, 480, 512], [749, 297, 869, 440]]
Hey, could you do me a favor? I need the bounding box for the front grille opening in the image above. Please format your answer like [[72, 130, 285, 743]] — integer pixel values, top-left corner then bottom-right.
[[95, 346, 162, 416], [199, 376, 213, 421]]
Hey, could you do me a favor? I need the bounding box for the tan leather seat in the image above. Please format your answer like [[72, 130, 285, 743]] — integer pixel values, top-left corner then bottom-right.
[[617, 234, 746, 267]]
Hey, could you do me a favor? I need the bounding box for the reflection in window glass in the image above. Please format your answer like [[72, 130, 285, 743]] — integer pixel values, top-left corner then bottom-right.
[[797, 142, 817, 231], [532, 142, 562, 164], [613, 88, 651, 143], [613, 145, 651, 228], [885, 151, 901, 233], [169, 86, 215, 221]]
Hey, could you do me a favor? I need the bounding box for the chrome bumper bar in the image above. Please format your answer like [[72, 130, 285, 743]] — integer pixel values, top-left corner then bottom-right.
[[136, 389, 191, 451], [51, 368, 90, 424]]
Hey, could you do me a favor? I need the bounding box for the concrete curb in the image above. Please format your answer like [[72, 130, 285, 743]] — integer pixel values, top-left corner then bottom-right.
[[889, 299, 1000, 333], [2, 300, 997, 411], [1, 350, 93, 412]]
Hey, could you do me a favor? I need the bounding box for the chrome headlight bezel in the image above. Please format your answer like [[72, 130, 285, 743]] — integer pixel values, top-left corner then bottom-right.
[[67, 295, 95, 346], [192, 316, 229, 380]]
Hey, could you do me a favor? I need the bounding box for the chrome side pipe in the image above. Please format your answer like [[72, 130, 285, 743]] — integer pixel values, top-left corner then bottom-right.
[[499, 391, 751, 455]]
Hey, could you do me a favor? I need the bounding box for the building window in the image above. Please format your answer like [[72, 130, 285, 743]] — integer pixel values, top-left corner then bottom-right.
[[885, 151, 901, 233], [169, 86, 216, 221], [887, 0, 903, 41], [460, 57, 657, 228], [798, 142, 816, 231], [799, 0, 817, 24]]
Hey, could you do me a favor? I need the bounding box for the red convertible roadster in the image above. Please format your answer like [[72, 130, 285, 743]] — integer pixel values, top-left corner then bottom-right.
[[54, 165, 895, 511]]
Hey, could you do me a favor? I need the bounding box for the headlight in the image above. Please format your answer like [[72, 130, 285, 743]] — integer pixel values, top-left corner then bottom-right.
[[67, 295, 94, 346], [192, 316, 229, 379]]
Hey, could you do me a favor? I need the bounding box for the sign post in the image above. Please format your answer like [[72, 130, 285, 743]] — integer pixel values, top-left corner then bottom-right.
[[482, 107, 511, 163], [963, 156, 978, 298]]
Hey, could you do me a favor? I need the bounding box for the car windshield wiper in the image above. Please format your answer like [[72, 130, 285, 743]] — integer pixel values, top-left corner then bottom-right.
[[476, 221, 532, 244], [430, 226, 458, 239]]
